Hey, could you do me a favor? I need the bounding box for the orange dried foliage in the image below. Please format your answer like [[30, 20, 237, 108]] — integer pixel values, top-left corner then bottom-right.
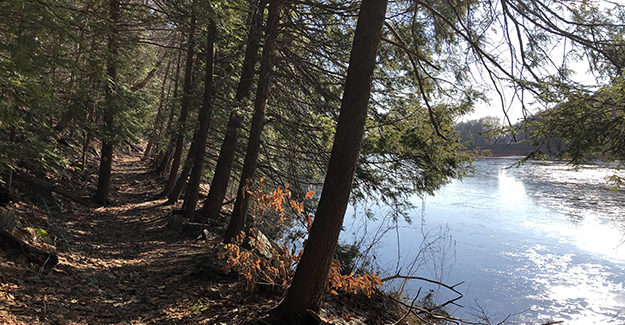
[[327, 260, 382, 298], [242, 178, 306, 221], [219, 182, 382, 297], [218, 230, 298, 292]]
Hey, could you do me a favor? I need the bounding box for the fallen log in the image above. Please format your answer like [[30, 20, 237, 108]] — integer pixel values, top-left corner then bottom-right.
[[0, 228, 58, 269], [16, 173, 93, 206]]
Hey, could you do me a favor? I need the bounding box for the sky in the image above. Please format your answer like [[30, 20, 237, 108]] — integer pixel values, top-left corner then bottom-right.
[[464, 60, 603, 124], [458, 0, 622, 124]]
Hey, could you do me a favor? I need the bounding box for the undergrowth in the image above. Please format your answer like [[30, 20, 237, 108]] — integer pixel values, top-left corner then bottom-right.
[[217, 179, 382, 297]]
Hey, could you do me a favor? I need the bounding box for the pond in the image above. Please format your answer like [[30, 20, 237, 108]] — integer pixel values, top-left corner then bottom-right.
[[342, 158, 625, 324]]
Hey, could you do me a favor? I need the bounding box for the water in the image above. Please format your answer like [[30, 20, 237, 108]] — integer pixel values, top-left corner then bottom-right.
[[341, 158, 625, 324]]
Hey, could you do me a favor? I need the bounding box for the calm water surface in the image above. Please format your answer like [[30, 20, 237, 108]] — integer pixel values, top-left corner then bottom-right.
[[342, 158, 625, 324]]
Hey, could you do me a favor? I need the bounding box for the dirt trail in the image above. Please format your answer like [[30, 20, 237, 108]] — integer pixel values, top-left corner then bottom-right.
[[0, 153, 268, 324]]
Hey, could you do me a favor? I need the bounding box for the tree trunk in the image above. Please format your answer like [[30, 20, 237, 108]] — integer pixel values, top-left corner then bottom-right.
[[166, 136, 198, 204], [16, 173, 94, 206], [162, 7, 197, 197], [200, 0, 267, 223], [157, 142, 174, 174], [81, 100, 97, 170], [182, 21, 217, 218], [156, 47, 183, 171], [93, 142, 113, 204], [236, 0, 268, 101], [81, 131, 91, 169], [266, 0, 388, 321], [144, 57, 173, 159], [223, 0, 282, 244], [198, 112, 242, 221], [0, 228, 58, 270], [93, 0, 120, 205], [130, 50, 167, 92], [166, 158, 190, 204]]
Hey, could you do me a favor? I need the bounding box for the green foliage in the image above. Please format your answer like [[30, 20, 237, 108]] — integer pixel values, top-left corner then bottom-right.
[[0, 1, 67, 174], [356, 100, 473, 207], [101, 84, 152, 145], [455, 117, 501, 152], [190, 298, 211, 312], [249, 0, 480, 208], [35, 228, 53, 245], [529, 77, 625, 165], [334, 243, 362, 275], [0, 0, 162, 179], [2, 0, 618, 220]]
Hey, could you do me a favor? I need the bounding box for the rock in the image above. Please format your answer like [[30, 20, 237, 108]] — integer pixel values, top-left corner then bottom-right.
[[0, 207, 17, 232], [252, 230, 274, 259], [166, 215, 188, 233], [0, 186, 11, 205], [190, 249, 232, 281], [181, 221, 208, 238]]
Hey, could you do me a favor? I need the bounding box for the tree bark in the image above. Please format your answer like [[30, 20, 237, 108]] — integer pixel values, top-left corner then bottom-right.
[[200, 0, 267, 222], [182, 21, 217, 218], [236, 0, 268, 101], [156, 47, 183, 172], [198, 112, 242, 221], [157, 143, 174, 174], [223, 0, 282, 244], [162, 7, 197, 197], [166, 158, 190, 204], [16, 173, 94, 206], [130, 50, 167, 92], [93, 0, 120, 205], [166, 135, 198, 204], [266, 0, 388, 321], [144, 57, 173, 159], [0, 228, 58, 270], [81, 100, 97, 170]]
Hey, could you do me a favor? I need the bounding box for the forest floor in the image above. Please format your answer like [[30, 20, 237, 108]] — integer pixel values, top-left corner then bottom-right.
[[0, 152, 283, 324], [0, 151, 412, 325]]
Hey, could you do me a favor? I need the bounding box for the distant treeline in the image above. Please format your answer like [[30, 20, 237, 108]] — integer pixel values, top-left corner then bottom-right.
[[455, 116, 565, 157]]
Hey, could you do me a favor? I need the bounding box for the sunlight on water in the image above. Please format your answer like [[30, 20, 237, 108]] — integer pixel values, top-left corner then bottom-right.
[[497, 169, 529, 206], [518, 246, 625, 324], [342, 158, 625, 323], [523, 217, 625, 263]]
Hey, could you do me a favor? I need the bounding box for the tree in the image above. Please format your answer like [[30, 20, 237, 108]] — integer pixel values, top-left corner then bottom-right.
[[165, 129, 199, 205], [264, 0, 389, 322], [529, 77, 625, 165], [143, 58, 173, 159], [455, 117, 500, 151], [199, 0, 267, 222], [224, 0, 283, 244], [156, 46, 184, 175], [92, 0, 121, 204], [161, 3, 197, 197], [0, 0, 72, 179], [182, 21, 217, 218]]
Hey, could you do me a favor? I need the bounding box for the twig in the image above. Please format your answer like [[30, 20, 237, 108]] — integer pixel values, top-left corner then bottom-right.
[[393, 287, 420, 325], [381, 273, 464, 296], [386, 294, 463, 325]]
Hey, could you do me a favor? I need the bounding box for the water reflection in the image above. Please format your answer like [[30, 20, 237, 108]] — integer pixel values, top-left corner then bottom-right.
[[516, 246, 625, 324], [523, 216, 625, 263], [497, 169, 529, 206], [342, 158, 625, 323]]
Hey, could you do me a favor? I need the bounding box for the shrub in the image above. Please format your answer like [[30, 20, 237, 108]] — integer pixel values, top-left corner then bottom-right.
[[218, 182, 382, 297]]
